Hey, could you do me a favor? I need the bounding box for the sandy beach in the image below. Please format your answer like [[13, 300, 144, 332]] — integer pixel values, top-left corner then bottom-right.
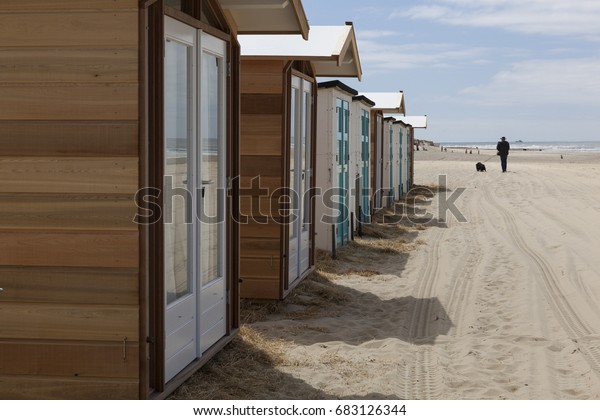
[[174, 148, 600, 400]]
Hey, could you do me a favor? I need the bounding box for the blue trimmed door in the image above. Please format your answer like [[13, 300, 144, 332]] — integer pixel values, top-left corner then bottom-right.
[[360, 109, 370, 221], [389, 125, 394, 202], [399, 129, 403, 197], [336, 98, 349, 247]]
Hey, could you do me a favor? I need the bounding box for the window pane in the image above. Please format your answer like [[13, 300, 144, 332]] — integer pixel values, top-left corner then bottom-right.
[[302, 90, 311, 229], [201, 52, 222, 286], [164, 39, 191, 304], [289, 88, 298, 239]]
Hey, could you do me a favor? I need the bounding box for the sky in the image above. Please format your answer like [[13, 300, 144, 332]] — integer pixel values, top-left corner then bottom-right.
[[302, 0, 600, 143]]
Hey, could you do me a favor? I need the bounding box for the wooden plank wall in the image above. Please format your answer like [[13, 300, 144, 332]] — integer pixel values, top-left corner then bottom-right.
[[0, 0, 140, 399], [239, 60, 285, 299]]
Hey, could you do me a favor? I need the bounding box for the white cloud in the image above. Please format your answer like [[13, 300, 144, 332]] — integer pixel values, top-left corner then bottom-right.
[[393, 0, 600, 39], [357, 30, 401, 40], [458, 57, 600, 106], [357, 39, 488, 71]]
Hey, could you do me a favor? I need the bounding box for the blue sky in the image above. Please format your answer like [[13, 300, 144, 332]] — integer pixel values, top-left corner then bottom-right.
[[302, 0, 600, 143]]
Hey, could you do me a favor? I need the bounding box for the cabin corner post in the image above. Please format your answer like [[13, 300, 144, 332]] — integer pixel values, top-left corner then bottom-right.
[[281, 60, 293, 295], [145, 0, 166, 393], [139, 0, 150, 399], [228, 38, 241, 333]]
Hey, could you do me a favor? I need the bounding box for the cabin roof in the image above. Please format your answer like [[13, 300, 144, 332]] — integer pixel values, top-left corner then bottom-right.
[[360, 92, 405, 114], [389, 115, 428, 128], [317, 80, 358, 96], [219, 0, 309, 39], [352, 95, 376, 107], [238, 24, 362, 80]]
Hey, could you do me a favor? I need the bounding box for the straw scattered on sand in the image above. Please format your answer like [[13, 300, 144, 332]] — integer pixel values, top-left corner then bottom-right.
[[172, 148, 600, 400]]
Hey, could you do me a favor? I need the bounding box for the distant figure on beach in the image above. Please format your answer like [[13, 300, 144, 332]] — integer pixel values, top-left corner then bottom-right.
[[496, 136, 510, 172]]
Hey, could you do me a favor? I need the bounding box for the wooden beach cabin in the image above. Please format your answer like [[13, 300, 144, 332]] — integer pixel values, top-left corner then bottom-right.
[[0, 0, 308, 399], [314, 80, 357, 252], [360, 92, 405, 208], [237, 24, 362, 298], [397, 115, 427, 191], [382, 116, 396, 207], [391, 120, 410, 198], [350, 94, 376, 224], [370, 109, 385, 212]]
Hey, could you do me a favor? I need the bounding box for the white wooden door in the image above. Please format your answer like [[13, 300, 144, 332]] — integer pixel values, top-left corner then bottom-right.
[[198, 31, 227, 354], [289, 76, 312, 282], [163, 16, 227, 383]]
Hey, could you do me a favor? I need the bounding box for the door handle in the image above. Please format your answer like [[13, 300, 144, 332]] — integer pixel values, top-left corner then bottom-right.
[[201, 180, 214, 198]]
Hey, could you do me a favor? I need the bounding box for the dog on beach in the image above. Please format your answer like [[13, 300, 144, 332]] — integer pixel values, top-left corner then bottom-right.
[[476, 162, 486, 172]]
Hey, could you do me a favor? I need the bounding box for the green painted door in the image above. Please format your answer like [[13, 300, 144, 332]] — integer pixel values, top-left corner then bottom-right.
[[399, 129, 403, 197], [360, 110, 370, 221], [336, 98, 349, 246], [389, 125, 394, 202]]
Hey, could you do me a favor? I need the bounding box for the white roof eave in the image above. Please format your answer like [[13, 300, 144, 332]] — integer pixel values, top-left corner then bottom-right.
[[360, 92, 405, 114], [239, 24, 362, 79], [219, 0, 309, 39]]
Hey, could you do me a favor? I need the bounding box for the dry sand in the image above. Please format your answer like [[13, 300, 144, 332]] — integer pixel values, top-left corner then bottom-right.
[[173, 148, 600, 400]]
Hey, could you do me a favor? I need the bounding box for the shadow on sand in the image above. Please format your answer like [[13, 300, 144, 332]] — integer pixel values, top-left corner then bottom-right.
[[171, 184, 452, 399]]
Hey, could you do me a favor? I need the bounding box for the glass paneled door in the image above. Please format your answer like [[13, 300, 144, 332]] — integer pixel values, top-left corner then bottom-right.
[[398, 129, 403, 197], [374, 114, 383, 210], [164, 17, 227, 383], [389, 125, 394, 204], [336, 98, 350, 247], [288, 76, 312, 283], [360, 110, 370, 222]]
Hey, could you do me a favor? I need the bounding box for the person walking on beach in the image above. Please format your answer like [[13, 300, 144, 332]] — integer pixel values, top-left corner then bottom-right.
[[496, 136, 510, 172]]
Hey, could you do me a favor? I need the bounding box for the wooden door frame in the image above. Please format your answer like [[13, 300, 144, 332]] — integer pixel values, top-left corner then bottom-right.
[[140, 0, 238, 399], [282, 66, 316, 297]]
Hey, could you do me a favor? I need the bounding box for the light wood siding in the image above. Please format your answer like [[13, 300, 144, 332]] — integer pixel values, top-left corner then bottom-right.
[[0, 1, 139, 399], [239, 60, 285, 299]]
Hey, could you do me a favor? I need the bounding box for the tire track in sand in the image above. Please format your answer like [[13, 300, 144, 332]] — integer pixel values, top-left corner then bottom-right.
[[408, 227, 443, 341], [400, 226, 444, 399], [482, 186, 600, 377], [443, 189, 484, 338], [404, 172, 481, 398]]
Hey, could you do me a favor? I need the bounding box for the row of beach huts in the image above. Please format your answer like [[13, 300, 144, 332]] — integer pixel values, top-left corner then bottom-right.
[[0, 0, 426, 399]]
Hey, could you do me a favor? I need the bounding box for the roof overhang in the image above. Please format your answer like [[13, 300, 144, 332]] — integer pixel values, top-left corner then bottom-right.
[[238, 23, 362, 80], [317, 80, 358, 96], [352, 95, 376, 108], [360, 92, 405, 114], [389, 115, 427, 129], [219, 0, 309, 40]]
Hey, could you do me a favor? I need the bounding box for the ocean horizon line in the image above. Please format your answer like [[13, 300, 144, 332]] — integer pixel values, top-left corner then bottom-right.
[[434, 140, 600, 153]]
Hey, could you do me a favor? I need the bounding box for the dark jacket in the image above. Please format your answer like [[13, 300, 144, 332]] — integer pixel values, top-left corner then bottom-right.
[[497, 140, 510, 156]]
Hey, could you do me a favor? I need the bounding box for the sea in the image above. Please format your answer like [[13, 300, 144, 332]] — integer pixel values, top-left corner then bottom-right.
[[437, 141, 600, 153]]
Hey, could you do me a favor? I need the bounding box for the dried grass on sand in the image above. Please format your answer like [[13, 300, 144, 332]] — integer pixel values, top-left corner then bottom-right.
[[170, 193, 431, 400]]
